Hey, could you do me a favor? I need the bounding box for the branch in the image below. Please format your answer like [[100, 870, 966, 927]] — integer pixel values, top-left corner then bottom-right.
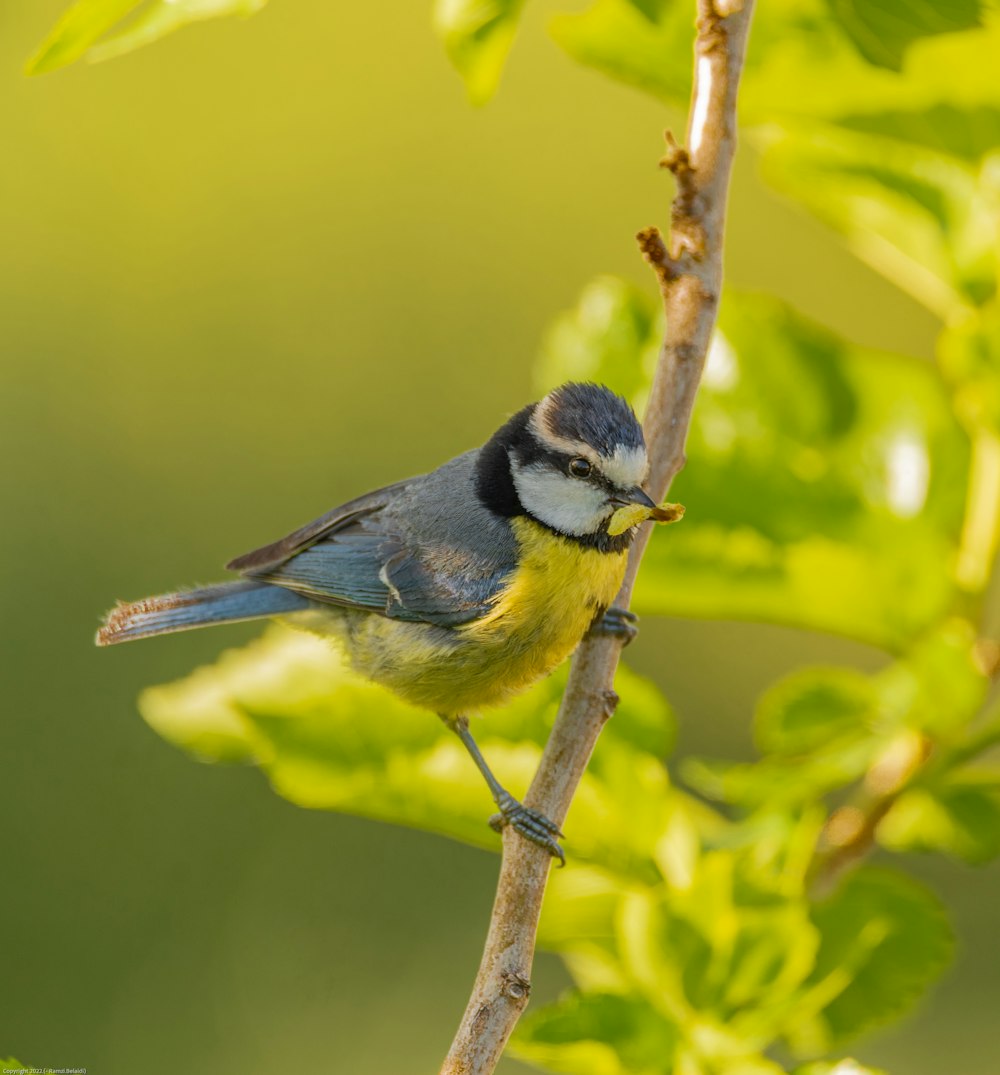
[[439, 3, 755, 1072]]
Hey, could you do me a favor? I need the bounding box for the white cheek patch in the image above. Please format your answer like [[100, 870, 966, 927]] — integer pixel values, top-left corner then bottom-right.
[[601, 445, 649, 489], [511, 463, 612, 536]]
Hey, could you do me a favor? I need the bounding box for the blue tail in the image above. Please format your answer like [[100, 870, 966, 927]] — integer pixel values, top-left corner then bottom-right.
[[96, 580, 311, 646]]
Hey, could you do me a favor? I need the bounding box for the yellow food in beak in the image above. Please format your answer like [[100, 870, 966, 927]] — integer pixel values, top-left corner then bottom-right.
[[606, 500, 685, 537]]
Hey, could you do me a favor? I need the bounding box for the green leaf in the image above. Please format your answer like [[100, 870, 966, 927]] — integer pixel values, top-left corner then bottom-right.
[[658, 291, 970, 648], [758, 113, 1000, 318], [739, 1, 1000, 123], [140, 626, 676, 869], [889, 618, 989, 735], [433, 0, 526, 104], [940, 303, 1000, 433], [792, 867, 953, 1052], [26, 0, 143, 74], [89, 0, 268, 64], [551, 0, 999, 121], [836, 104, 1000, 164], [687, 630, 988, 814], [754, 668, 877, 757], [622, 852, 821, 1027], [549, 0, 999, 325], [548, 0, 692, 107], [682, 739, 878, 811], [518, 981, 789, 1075], [539, 280, 970, 650], [513, 991, 680, 1075], [742, 12, 999, 317], [823, 0, 983, 71], [539, 865, 629, 954], [622, 0, 671, 23], [685, 629, 987, 812], [879, 779, 1000, 864], [27, 0, 268, 74]]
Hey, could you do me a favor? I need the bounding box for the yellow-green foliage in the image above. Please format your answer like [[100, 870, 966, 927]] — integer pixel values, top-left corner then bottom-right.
[[31, 0, 1000, 1072]]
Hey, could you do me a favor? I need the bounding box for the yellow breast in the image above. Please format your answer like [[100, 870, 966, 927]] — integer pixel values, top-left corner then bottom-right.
[[340, 517, 625, 715], [329, 517, 627, 716], [461, 516, 626, 649]]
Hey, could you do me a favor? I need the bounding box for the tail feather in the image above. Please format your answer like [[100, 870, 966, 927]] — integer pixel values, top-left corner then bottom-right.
[[96, 580, 311, 646]]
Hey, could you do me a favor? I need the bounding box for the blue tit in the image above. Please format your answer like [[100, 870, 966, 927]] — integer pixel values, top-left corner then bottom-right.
[[97, 381, 658, 860]]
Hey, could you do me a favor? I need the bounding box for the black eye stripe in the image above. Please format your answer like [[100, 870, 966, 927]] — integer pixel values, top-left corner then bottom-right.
[[514, 439, 571, 471], [509, 434, 623, 492]]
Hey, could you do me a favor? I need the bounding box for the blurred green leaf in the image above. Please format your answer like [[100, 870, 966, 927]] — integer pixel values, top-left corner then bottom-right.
[[140, 626, 675, 870], [744, 11, 1000, 320], [836, 104, 1000, 163], [539, 280, 969, 650], [747, 7, 1000, 121], [529, 848, 824, 1072], [622, 0, 671, 22], [537, 868, 623, 954], [546, 0, 999, 326], [548, 0, 692, 107], [513, 991, 680, 1075], [433, 0, 526, 104], [681, 738, 878, 810], [89, 0, 268, 64], [518, 847, 946, 1075], [680, 665, 886, 806], [879, 778, 1000, 864], [538, 865, 632, 975], [792, 867, 953, 1052], [940, 303, 1000, 432], [550, 0, 1000, 121], [754, 668, 877, 757], [759, 122, 999, 318], [684, 626, 989, 816], [28, 0, 267, 73], [623, 852, 821, 1027], [822, 0, 983, 71], [26, 0, 143, 73], [882, 618, 989, 735]]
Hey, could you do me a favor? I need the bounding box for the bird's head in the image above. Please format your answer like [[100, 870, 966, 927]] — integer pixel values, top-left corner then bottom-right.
[[476, 382, 654, 545]]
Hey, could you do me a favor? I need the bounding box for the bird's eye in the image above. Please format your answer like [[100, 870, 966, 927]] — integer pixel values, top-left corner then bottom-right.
[[568, 457, 592, 478]]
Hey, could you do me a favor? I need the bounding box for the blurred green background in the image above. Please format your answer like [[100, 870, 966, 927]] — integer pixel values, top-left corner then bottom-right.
[[1, 1, 995, 1072]]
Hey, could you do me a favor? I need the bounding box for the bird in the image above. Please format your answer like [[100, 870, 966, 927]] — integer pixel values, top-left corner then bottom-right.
[[97, 381, 671, 860]]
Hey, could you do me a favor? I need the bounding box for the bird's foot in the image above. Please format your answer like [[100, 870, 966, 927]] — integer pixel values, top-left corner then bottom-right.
[[489, 791, 565, 865], [591, 606, 639, 646]]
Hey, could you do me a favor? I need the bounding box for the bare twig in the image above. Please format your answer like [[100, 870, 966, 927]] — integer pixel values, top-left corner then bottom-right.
[[440, 3, 755, 1072]]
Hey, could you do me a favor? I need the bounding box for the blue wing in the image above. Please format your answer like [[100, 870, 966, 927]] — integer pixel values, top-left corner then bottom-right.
[[226, 463, 516, 627]]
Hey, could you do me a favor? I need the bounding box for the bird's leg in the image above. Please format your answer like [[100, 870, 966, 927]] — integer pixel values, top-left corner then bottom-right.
[[440, 715, 564, 864], [590, 605, 639, 646]]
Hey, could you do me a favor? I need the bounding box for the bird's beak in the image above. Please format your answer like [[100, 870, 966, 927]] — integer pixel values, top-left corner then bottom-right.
[[609, 487, 657, 509]]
